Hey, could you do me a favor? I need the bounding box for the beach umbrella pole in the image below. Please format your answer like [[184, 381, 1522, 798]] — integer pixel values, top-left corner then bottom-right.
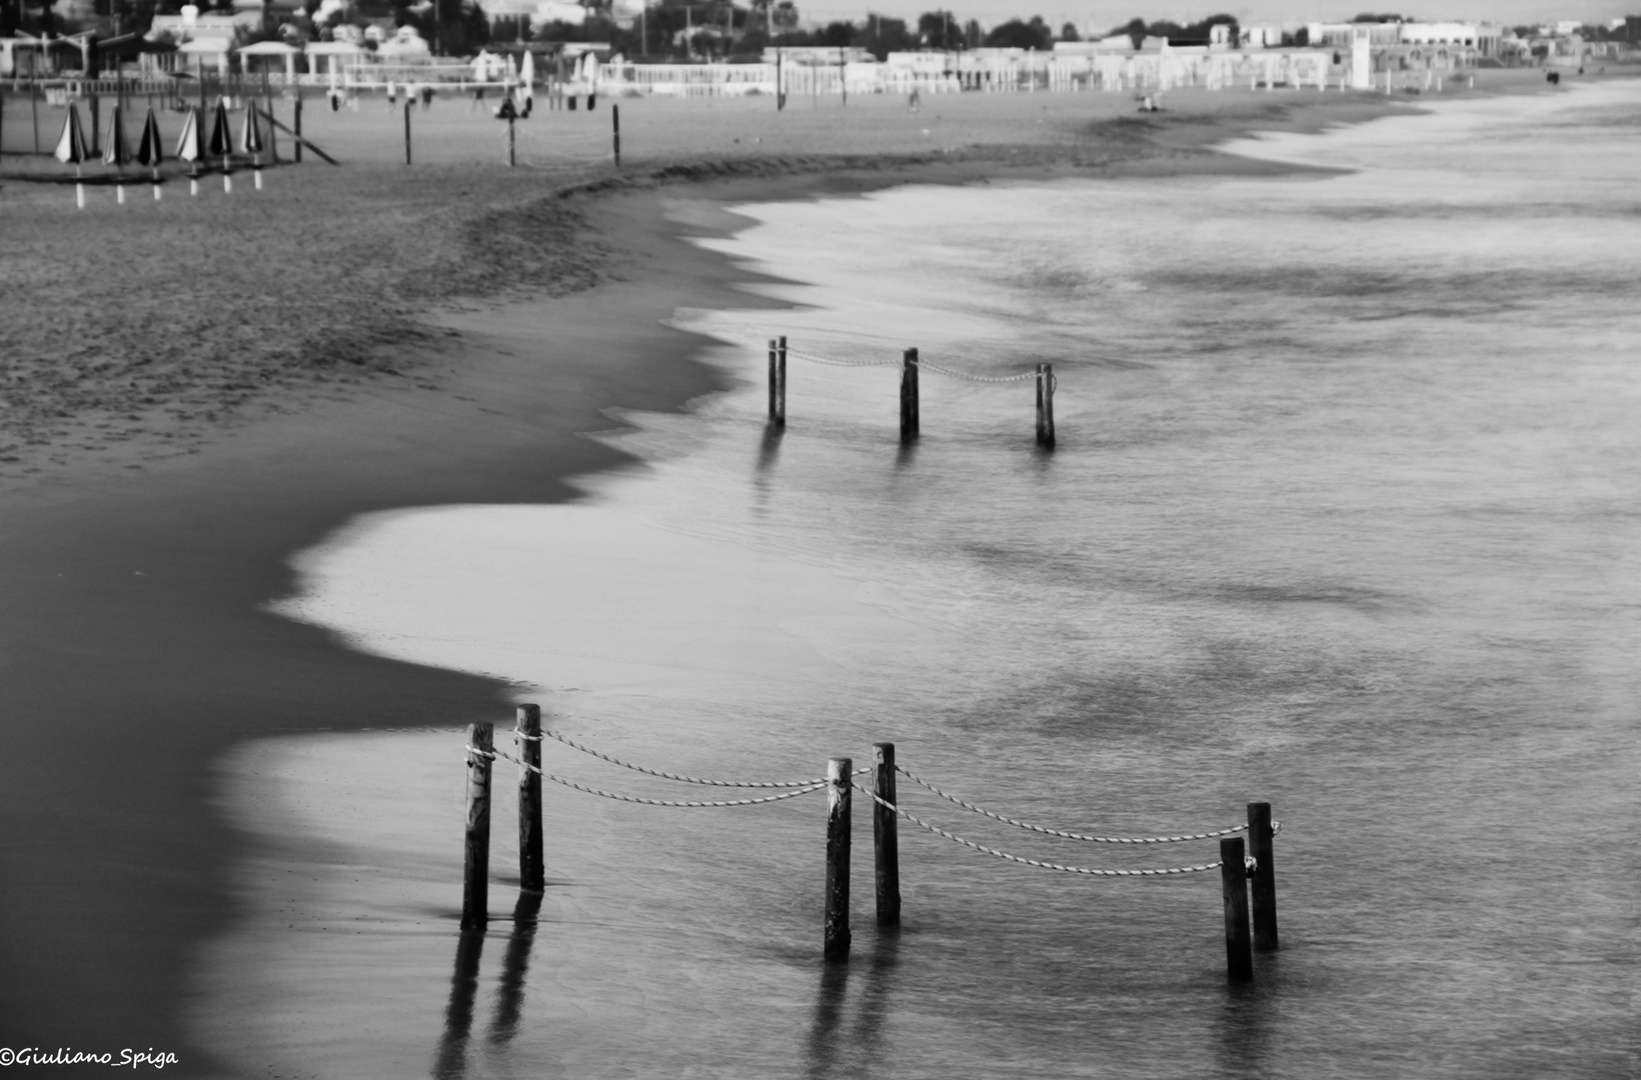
[[190, 166, 199, 197], [76, 164, 84, 210], [223, 154, 232, 192], [153, 166, 162, 201]]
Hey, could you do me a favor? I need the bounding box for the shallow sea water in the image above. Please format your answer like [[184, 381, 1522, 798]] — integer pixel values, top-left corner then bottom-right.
[[241, 83, 1639, 1079]]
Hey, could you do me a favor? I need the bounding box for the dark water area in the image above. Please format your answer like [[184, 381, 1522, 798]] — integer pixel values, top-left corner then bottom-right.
[[263, 83, 1638, 1079]]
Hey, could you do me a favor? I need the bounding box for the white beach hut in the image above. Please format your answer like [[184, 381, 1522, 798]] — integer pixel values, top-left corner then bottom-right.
[[237, 39, 300, 82]]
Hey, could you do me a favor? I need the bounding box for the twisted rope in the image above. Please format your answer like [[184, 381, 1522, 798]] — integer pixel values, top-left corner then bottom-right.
[[540, 727, 862, 788], [896, 766, 1248, 844], [486, 743, 828, 807], [783, 344, 1039, 383], [860, 787, 1221, 876], [785, 347, 899, 369], [919, 359, 1039, 384]]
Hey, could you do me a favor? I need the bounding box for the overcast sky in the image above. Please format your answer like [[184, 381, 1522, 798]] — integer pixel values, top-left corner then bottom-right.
[[791, 1, 1634, 31]]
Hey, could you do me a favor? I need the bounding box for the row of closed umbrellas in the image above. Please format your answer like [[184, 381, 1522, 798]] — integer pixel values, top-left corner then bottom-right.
[[54, 97, 270, 204]]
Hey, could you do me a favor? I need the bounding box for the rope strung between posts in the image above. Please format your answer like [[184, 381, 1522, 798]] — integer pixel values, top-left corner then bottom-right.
[[918, 358, 1039, 384], [473, 742, 829, 807], [895, 766, 1253, 844], [532, 726, 869, 788], [784, 347, 899, 369], [781, 343, 1040, 383], [858, 786, 1222, 876]]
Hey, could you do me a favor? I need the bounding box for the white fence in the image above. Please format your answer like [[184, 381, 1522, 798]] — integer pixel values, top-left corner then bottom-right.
[[593, 50, 1354, 99]]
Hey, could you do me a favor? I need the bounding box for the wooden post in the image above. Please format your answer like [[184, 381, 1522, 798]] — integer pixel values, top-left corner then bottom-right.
[[767, 338, 780, 423], [612, 103, 620, 166], [461, 722, 494, 931], [1219, 836, 1252, 982], [777, 336, 788, 424], [293, 97, 303, 163], [900, 348, 920, 442], [508, 114, 516, 167], [518, 706, 545, 893], [1035, 362, 1055, 448], [403, 96, 412, 164], [823, 757, 852, 960], [873, 742, 899, 927], [1247, 802, 1278, 951]]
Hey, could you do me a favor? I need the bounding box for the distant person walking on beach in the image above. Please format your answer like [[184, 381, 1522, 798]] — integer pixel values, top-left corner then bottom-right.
[[385, 81, 399, 112], [908, 87, 921, 112]]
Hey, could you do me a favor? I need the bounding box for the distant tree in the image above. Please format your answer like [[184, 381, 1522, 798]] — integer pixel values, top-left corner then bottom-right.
[[864, 14, 912, 59], [963, 17, 980, 46], [1350, 12, 1405, 22], [918, 9, 962, 48], [1113, 15, 1145, 47], [1059, 20, 1078, 41], [984, 14, 1049, 49], [815, 18, 854, 46]]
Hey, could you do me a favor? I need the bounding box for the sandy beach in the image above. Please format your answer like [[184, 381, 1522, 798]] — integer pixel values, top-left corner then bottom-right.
[[0, 67, 1619, 1076]]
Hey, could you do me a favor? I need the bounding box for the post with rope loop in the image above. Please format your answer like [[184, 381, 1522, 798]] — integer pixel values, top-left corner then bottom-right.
[[767, 336, 787, 427], [461, 722, 494, 931], [824, 757, 852, 960], [778, 337, 788, 423], [873, 743, 900, 927], [1219, 835, 1252, 982], [900, 348, 920, 442], [518, 705, 545, 893], [1247, 802, 1277, 951], [1035, 363, 1055, 449]]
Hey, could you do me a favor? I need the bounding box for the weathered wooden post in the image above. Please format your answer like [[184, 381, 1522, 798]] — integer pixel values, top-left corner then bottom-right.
[[1219, 836, 1252, 982], [518, 705, 544, 893], [1247, 802, 1278, 951], [403, 96, 412, 165], [461, 722, 494, 931], [824, 757, 852, 960], [767, 338, 781, 424], [900, 348, 920, 442], [612, 103, 620, 166], [777, 335, 788, 425], [508, 112, 516, 167], [873, 742, 899, 927], [293, 96, 303, 163], [1035, 362, 1055, 448]]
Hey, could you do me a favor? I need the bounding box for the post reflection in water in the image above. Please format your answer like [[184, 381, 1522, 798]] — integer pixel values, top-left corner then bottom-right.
[[1212, 969, 1277, 1080], [432, 892, 546, 1078], [753, 422, 784, 516], [431, 930, 486, 1080], [805, 934, 900, 1080], [491, 891, 545, 1046]]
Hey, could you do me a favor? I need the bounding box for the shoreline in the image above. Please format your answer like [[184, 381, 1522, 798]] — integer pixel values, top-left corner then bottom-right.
[[0, 78, 1588, 1073]]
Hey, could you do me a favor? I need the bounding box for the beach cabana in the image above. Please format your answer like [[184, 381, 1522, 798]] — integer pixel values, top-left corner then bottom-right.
[[304, 40, 365, 85], [176, 36, 232, 78], [237, 40, 300, 81]]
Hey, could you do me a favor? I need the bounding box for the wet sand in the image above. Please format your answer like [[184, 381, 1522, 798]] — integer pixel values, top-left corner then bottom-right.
[[0, 69, 1593, 1075]]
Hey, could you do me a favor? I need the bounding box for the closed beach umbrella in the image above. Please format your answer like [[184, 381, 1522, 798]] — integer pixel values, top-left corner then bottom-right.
[[103, 103, 133, 205], [53, 101, 92, 165], [102, 103, 132, 167], [137, 107, 165, 167], [208, 98, 234, 193], [54, 102, 92, 209], [136, 106, 166, 200], [520, 50, 535, 101], [240, 104, 265, 190], [176, 105, 203, 196]]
